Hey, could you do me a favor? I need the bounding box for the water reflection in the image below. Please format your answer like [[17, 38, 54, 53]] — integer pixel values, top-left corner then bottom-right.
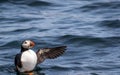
[[16, 67, 45, 75], [16, 71, 45, 75]]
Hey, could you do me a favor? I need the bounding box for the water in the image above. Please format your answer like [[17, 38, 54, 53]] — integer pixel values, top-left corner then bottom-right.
[[0, 0, 120, 75]]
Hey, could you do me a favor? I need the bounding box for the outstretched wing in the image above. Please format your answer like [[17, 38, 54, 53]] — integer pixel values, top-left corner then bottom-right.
[[36, 46, 67, 64]]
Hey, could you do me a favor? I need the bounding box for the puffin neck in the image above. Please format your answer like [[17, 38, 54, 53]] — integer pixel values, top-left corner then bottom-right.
[[21, 46, 29, 52]]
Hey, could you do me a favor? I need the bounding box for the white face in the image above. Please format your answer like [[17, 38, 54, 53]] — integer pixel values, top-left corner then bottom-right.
[[22, 40, 34, 49]]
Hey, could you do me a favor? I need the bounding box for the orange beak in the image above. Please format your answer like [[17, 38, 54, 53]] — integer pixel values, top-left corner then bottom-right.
[[30, 41, 35, 48]]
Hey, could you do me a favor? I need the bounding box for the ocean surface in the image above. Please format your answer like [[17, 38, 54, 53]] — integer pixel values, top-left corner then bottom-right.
[[0, 0, 120, 75]]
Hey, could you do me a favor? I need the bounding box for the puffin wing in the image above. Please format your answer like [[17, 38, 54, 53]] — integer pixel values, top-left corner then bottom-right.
[[36, 46, 67, 64], [14, 53, 22, 71]]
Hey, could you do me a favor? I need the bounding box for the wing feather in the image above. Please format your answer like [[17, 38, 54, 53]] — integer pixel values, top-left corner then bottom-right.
[[36, 46, 67, 64], [14, 53, 22, 71]]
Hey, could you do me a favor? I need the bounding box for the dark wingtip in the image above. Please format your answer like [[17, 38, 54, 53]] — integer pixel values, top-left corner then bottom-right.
[[45, 46, 67, 59]]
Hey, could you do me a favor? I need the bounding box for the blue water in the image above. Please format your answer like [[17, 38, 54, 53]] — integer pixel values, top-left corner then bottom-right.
[[0, 0, 120, 75]]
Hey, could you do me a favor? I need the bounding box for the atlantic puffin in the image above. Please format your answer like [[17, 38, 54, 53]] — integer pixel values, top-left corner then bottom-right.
[[14, 40, 66, 73]]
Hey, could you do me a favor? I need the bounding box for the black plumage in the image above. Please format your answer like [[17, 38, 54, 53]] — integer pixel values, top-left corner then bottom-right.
[[36, 46, 67, 64]]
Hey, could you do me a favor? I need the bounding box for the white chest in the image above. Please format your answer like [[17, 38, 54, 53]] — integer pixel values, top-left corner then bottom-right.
[[18, 50, 37, 72]]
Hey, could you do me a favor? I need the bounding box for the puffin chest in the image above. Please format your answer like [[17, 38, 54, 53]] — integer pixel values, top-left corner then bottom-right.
[[19, 50, 37, 72]]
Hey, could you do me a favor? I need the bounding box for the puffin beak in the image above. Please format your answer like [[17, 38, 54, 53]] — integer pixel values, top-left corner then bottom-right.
[[30, 41, 35, 48]]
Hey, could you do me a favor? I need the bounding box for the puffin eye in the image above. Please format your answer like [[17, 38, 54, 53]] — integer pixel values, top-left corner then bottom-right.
[[24, 41, 27, 44]]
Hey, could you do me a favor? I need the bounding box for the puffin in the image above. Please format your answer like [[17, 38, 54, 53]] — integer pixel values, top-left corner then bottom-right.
[[14, 40, 66, 73]]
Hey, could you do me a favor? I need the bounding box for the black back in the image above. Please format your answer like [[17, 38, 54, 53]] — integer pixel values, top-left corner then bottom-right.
[[14, 53, 22, 69]]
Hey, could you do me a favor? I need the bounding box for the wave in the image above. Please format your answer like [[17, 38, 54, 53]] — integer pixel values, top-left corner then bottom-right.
[[7, 0, 53, 7], [0, 27, 39, 48], [0, 64, 15, 73], [80, 1, 120, 12], [0, 0, 53, 7], [0, 17, 42, 24], [0, 0, 8, 3], [27, 0, 52, 7], [42, 65, 82, 71], [99, 19, 120, 28], [85, 65, 113, 71], [0, 40, 20, 49], [57, 35, 120, 46], [0, 27, 38, 35]]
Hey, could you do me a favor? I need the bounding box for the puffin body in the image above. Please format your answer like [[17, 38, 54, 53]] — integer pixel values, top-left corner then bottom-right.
[[17, 50, 37, 72], [15, 40, 66, 73]]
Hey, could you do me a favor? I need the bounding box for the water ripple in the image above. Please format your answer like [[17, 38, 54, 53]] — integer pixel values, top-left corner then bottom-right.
[[0, 40, 20, 49], [0, 0, 8, 3], [99, 19, 120, 28], [57, 35, 120, 47], [0, 64, 15, 73], [27, 0, 52, 7], [80, 1, 120, 12]]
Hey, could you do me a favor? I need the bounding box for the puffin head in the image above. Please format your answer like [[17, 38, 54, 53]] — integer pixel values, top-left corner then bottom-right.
[[21, 40, 35, 49]]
